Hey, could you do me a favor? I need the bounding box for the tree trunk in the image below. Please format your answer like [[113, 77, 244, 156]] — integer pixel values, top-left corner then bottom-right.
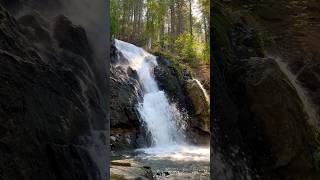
[[170, 0, 176, 51], [203, 16, 208, 44], [132, 1, 139, 43], [188, 0, 193, 36], [159, 21, 165, 50], [137, 0, 143, 41], [176, 0, 183, 35]]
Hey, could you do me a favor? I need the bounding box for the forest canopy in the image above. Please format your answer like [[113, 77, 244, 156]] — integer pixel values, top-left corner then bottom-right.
[[111, 0, 209, 63]]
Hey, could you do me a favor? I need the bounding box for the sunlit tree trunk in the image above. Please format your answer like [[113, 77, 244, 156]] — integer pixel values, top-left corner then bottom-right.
[[203, 16, 208, 44]]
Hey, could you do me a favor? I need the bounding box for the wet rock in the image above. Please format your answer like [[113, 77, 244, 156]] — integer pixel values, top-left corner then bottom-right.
[[0, 4, 108, 180], [18, 13, 51, 46], [110, 42, 150, 150], [111, 136, 116, 142], [110, 159, 154, 180], [53, 15, 93, 61], [154, 56, 191, 110], [154, 56, 210, 144], [111, 161, 131, 167]]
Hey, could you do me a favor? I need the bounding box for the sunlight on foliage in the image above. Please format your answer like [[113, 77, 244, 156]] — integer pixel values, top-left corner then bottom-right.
[[110, 0, 209, 67], [174, 33, 209, 64]]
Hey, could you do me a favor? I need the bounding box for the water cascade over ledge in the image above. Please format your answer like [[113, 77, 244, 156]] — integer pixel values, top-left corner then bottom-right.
[[114, 39, 210, 164]]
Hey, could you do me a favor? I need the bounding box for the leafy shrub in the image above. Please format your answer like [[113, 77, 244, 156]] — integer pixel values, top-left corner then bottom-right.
[[174, 33, 197, 62]]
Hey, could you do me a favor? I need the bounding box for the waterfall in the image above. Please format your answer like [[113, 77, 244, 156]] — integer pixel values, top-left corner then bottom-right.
[[115, 39, 184, 147], [194, 79, 210, 103], [114, 39, 209, 164], [271, 55, 319, 126]]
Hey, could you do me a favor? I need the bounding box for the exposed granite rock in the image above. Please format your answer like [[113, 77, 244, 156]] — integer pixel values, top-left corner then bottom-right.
[[0, 4, 108, 180]]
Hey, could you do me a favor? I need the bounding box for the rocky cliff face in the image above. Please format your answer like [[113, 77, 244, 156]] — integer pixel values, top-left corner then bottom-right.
[[0, 2, 109, 180], [110, 42, 150, 150], [211, 1, 320, 179], [110, 43, 210, 149], [154, 56, 210, 145], [246, 0, 320, 123]]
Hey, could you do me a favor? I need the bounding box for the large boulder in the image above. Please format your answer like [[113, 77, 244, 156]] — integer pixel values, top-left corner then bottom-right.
[[234, 57, 320, 179], [186, 79, 210, 133], [154, 57, 192, 110], [154, 56, 210, 144]]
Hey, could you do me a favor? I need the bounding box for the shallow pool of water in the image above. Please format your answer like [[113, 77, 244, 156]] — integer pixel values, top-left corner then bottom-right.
[[113, 145, 210, 179]]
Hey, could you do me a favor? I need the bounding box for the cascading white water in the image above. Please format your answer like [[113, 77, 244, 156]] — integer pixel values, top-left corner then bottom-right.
[[271, 55, 319, 126], [114, 39, 209, 164], [115, 39, 184, 147], [194, 79, 210, 103]]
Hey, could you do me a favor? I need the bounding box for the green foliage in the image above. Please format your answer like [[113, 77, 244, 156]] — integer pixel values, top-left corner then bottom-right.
[[199, 0, 209, 19], [111, 0, 210, 68], [173, 33, 209, 64], [110, 0, 119, 37], [201, 43, 210, 62], [174, 33, 197, 62], [153, 51, 174, 61], [171, 59, 194, 81]]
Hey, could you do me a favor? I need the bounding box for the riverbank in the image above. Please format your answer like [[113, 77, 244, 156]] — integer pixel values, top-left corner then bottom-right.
[[111, 146, 210, 179]]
